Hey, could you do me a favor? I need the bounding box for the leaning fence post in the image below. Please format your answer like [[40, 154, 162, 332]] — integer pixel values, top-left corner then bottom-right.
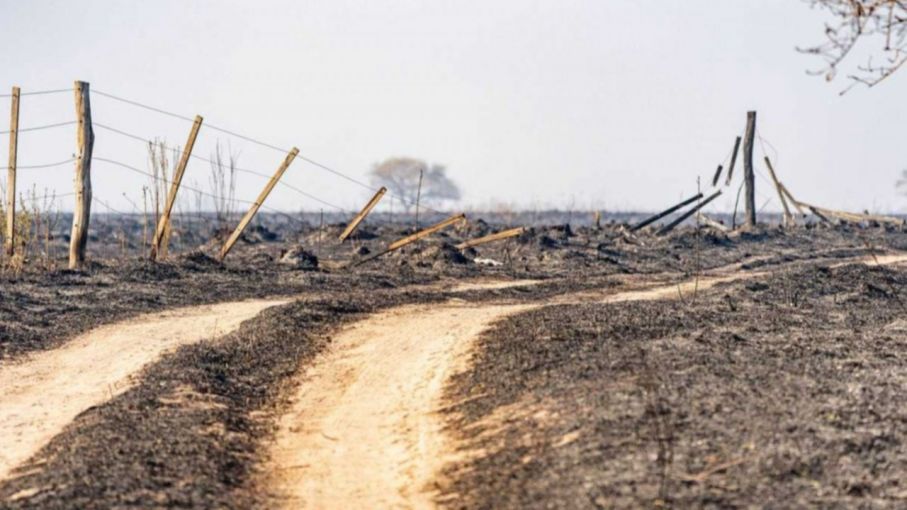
[[6, 86, 19, 257], [456, 226, 525, 251], [724, 136, 742, 186], [150, 115, 203, 261], [656, 190, 723, 236], [69, 81, 94, 269], [630, 193, 703, 232], [219, 147, 299, 261], [339, 186, 386, 242], [763, 156, 793, 227], [742, 111, 756, 227], [352, 213, 466, 267]]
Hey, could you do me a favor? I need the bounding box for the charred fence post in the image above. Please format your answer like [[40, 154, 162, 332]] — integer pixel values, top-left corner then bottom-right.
[[630, 193, 703, 232], [724, 136, 742, 186], [150, 115, 203, 261], [711, 164, 723, 187], [743, 111, 756, 227], [69, 81, 94, 269], [6, 86, 19, 257], [656, 190, 723, 236]]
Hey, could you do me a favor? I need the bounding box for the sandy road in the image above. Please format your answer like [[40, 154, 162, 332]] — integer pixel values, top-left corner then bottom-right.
[[266, 302, 533, 509], [265, 252, 907, 509], [0, 297, 291, 481]]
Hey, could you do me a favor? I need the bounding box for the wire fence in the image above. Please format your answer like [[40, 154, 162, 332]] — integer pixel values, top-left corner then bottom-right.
[[0, 84, 434, 220], [91, 87, 445, 216]]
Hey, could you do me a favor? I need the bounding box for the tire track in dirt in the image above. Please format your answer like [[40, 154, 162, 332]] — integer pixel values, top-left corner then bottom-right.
[[264, 252, 907, 509], [266, 302, 534, 509], [0, 297, 291, 482]]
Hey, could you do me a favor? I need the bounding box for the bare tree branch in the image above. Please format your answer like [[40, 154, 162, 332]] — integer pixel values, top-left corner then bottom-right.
[[801, 0, 907, 92]]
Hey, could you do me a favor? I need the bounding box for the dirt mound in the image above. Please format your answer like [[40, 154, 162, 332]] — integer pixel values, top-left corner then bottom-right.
[[243, 225, 280, 244], [420, 243, 470, 266], [178, 251, 223, 272], [119, 259, 181, 282]]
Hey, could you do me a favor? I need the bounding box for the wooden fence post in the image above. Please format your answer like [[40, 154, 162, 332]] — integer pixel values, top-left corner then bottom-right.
[[742, 111, 756, 227], [456, 226, 525, 250], [352, 213, 466, 267], [6, 86, 19, 257], [724, 136, 742, 186], [150, 115, 203, 261], [656, 190, 723, 236], [711, 164, 723, 187], [763, 156, 793, 226], [69, 81, 94, 269], [630, 193, 703, 232], [414, 167, 424, 229], [219, 147, 299, 261], [339, 186, 386, 242]]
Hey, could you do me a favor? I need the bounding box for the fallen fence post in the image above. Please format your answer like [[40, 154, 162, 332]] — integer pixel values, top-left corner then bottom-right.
[[762, 156, 794, 226], [352, 213, 466, 267], [6, 86, 19, 257], [656, 190, 722, 236], [338, 186, 386, 242], [779, 184, 805, 215], [69, 81, 94, 269], [150, 115, 203, 261], [796, 201, 904, 226], [456, 226, 525, 251], [724, 136, 742, 186], [630, 193, 703, 232], [219, 147, 299, 261], [742, 111, 756, 227]]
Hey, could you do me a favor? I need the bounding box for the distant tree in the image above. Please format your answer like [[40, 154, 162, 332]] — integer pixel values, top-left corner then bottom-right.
[[898, 169, 907, 193], [369, 157, 461, 212], [801, 0, 907, 92]]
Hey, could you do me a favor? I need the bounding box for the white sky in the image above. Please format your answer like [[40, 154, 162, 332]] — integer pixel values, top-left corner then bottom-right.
[[1, 0, 905, 214]]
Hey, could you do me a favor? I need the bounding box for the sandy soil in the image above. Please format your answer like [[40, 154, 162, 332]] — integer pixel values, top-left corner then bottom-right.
[[265, 301, 533, 509], [0, 297, 290, 482], [263, 251, 907, 509], [447, 279, 540, 293]]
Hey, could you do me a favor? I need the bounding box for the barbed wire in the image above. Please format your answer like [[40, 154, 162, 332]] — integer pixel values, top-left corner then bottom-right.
[[93, 122, 353, 214], [0, 120, 78, 135], [0, 88, 71, 98], [0, 157, 77, 171], [91, 87, 446, 215], [92, 195, 129, 215], [92, 156, 311, 227]]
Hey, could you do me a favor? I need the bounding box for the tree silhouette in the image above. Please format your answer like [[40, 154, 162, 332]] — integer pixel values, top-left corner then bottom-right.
[[369, 157, 461, 212]]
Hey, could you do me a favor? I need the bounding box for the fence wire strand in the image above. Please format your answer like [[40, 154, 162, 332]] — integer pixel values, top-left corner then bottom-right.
[[93, 122, 353, 214], [0, 120, 77, 135], [91, 88, 446, 216], [0, 88, 71, 98], [92, 156, 310, 227]]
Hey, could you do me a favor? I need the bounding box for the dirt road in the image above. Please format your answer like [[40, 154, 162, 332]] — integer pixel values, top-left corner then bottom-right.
[[266, 302, 532, 508], [0, 298, 290, 482], [264, 252, 907, 509]]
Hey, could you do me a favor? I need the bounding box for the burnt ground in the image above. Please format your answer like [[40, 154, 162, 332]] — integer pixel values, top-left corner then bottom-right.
[[0, 216, 906, 508], [439, 262, 907, 509], [4, 214, 905, 361]]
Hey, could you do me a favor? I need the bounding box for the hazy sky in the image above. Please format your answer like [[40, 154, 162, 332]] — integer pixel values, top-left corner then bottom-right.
[[1, 0, 905, 214]]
